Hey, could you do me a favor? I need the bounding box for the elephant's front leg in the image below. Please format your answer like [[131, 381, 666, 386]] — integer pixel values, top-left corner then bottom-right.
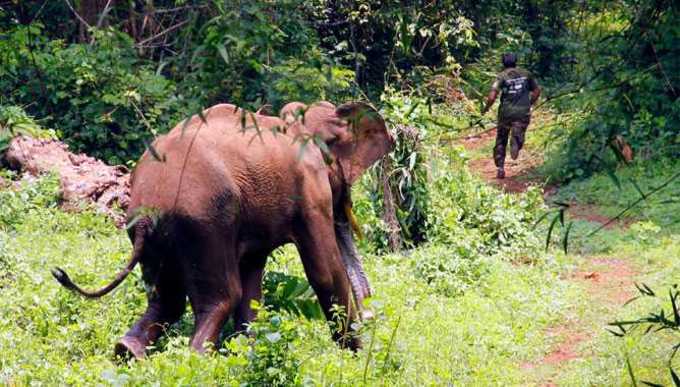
[[295, 211, 361, 350], [234, 253, 267, 331]]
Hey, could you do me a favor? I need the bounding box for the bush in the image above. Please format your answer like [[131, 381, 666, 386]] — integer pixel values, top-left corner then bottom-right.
[[0, 174, 60, 231], [411, 244, 490, 297], [263, 271, 324, 320], [0, 24, 187, 164], [237, 306, 303, 386], [396, 150, 544, 296], [428, 165, 544, 256], [0, 105, 56, 153], [355, 89, 432, 252], [543, 2, 679, 181], [182, 0, 354, 112]]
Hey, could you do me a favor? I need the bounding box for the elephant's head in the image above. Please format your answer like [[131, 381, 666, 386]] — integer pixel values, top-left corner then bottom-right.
[[282, 101, 394, 316], [282, 101, 394, 184]]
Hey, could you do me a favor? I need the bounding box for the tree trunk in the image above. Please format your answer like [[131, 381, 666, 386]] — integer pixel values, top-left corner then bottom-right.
[[77, 0, 114, 42], [381, 157, 401, 252]]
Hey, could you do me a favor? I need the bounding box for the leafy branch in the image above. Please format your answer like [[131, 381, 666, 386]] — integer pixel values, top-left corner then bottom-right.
[[609, 284, 680, 387]]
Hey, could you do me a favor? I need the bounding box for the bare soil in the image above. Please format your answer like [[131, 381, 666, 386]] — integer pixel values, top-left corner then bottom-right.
[[521, 257, 637, 372]]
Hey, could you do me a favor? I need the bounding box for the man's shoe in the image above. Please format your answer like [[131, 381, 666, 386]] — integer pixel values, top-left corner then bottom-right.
[[496, 168, 505, 179]]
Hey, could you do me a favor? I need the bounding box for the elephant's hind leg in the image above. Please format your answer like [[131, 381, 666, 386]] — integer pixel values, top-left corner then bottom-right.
[[234, 252, 268, 332], [185, 234, 242, 353], [115, 256, 186, 359]]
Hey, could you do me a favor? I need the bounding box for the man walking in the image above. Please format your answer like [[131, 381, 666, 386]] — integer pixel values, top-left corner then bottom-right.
[[482, 53, 541, 179]]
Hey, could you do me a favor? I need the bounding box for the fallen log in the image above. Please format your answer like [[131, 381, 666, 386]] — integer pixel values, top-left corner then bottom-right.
[[2, 136, 130, 227]]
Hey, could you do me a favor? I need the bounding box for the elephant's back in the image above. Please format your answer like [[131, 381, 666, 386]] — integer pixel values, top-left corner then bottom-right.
[[128, 130, 242, 222], [128, 104, 322, 226]]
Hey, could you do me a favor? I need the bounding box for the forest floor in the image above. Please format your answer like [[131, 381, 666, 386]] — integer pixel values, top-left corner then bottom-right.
[[459, 125, 647, 385]]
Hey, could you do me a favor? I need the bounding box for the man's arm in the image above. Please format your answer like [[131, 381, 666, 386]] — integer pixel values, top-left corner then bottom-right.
[[530, 85, 541, 105], [482, 76, 503, 114], [482, 88, 498, 114], [529, 75, 541, 105]]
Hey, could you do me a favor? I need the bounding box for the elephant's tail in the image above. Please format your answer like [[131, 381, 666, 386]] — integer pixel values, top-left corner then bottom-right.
[[51, 218, 150, 298]]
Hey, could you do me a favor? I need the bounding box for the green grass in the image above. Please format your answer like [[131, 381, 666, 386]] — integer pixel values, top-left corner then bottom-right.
[[0, 171, 583, 385], [528, 158, 680, 386], [552, 158, 680, 232], [542, 230, 680, 386]]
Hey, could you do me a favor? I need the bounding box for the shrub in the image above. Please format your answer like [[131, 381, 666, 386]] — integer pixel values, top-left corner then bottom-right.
[[0, 24, 187, 164], [0, 105, 56, 153], [404, 153, 544, 296], [411, 244, 490, 297], [358, 89, 432, 252], [428, 166, 544, 256], [543, 2, 679, 181], [237, 306, 302, 386], [0, 173, 60, 231], [182, 0, 354, 112], [263, 271, 324, 320], [268, 58, 355, 109]]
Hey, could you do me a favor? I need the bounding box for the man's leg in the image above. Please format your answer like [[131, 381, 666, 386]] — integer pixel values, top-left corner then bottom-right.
[[494, 122, 510, 178], [510, 117, 530, 160]]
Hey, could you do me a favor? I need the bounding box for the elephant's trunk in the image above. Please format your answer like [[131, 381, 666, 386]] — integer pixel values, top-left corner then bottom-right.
[[335, 217, 373, 319]]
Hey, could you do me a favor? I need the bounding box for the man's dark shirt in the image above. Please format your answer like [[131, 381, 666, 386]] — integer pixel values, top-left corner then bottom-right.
[[491, 67, 538, 123]]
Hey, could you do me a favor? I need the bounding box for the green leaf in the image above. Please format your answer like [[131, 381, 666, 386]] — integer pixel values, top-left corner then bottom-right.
[[629, 178, 647, 199], [562, 221, 573, 254], [671, 288, 680, 325], [179, 117, 191, 137], [296, 136, 309, 161], [197, 110, 208, 125], [671, 368, 680, 387], [626, 356, 638, 387], [533, 210, 555, 229], [545, 214, 561, 251], [605, 328, 625, 337], [143, 139, 165, 162], [280, 278, 298, 299], [217, 44, 230, 64], [405, 101, 420, 118]]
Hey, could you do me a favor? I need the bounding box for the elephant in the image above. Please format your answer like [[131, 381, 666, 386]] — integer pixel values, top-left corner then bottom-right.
[[52, 100, 394, 359]]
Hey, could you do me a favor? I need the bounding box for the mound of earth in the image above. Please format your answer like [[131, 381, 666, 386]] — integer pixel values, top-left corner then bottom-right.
[[2, 136, 130, 227]]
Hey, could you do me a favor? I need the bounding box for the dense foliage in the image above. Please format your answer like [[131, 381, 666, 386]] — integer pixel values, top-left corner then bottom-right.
[[542, 0, 679, 181], [3, 1, 676, 173]]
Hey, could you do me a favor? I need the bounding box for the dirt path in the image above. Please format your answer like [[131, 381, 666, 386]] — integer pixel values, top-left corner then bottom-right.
[[519, 257, 638, 384], [459, 126, 640, 384], [460, 127, 548, 193]]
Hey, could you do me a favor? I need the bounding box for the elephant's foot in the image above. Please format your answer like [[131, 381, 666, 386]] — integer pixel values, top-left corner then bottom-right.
[[343, 335, 362, 352], [114, 336, 146, 359]]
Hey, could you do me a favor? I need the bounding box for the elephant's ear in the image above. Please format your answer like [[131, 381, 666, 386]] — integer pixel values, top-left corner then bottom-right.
[[332, 102, 395, 185]]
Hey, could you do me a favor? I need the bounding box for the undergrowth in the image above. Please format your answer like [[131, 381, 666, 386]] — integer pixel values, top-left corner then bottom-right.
[[0, 157, 573, 385]]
